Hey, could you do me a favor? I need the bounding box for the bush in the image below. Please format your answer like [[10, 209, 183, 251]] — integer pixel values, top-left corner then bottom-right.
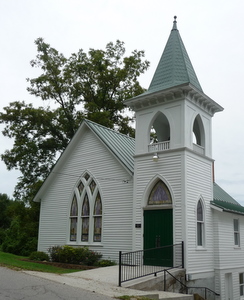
[[29, 251, 50, 261], [48, 245, 102, 266], [97, 259, 116, 267]]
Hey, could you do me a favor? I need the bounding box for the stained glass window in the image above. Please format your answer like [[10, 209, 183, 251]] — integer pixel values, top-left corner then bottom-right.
[[94, 193, 102, 215], [70, 195, 78, 241], [70, 195, 78, 216], [78, 181, 84, 195], [148, 181, 172, 205], [93, 193, 102, 242], [89, 180, 96, 194], [70, 218, 77, 241], [81, 217, 89, 241], [84, 173, 90, 181], [69, 175, 103, 244], [94, 217, 102, 242], [81, 194, 90, 241], [82, 194, 89, 216]]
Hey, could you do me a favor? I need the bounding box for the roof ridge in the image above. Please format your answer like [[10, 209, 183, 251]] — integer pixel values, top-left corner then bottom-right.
[[84, 119, 135, 141]]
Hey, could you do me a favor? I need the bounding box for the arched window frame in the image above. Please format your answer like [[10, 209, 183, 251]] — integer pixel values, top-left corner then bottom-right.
[[148, 112, 171, 147], [148, 180, 172, 206], [192, 114, 205, 149], [196, 199, 205, 247], [68, 172, 103, 244]]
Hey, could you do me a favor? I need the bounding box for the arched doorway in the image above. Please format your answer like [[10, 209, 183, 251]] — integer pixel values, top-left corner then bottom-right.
[[143, 180, 173, 267]]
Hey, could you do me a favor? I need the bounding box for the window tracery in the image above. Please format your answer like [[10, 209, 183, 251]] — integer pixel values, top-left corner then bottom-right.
[[69, 174, 102, 244]]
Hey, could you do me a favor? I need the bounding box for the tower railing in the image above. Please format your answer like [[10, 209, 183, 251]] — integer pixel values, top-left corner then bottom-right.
[[148, 141, 170, 152], [193, 143, 204, 154]]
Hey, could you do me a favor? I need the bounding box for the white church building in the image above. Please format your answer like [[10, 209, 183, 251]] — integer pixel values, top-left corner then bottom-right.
[[34, 17, 244, 299]]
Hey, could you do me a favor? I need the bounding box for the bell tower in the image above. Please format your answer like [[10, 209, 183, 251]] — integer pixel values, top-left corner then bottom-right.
[[125, 17, 223, 273]]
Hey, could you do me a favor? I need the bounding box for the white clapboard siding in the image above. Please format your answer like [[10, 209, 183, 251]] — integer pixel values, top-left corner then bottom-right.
[[133, 152, 183, 251], [38, 128, 133, 261], [185, 153, 214, 276], [213, 210, 244, 267], [216, 267, 244, 300]]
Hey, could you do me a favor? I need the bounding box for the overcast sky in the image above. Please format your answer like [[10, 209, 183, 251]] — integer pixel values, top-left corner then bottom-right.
[[0, 0, 244, 204]]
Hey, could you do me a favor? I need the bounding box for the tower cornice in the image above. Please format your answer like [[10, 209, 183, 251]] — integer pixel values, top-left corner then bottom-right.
[[125, 83, 223, 116]]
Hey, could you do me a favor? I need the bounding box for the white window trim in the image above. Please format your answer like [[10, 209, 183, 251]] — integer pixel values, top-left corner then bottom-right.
[[196, 198, 205, 249], [234, 218, 240, 247]]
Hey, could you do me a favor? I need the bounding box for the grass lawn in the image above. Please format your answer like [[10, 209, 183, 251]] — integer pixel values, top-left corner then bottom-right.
[[0, 251, 80, 274]]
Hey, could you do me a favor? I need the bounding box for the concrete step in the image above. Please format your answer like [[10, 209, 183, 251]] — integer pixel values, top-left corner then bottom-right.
[[123, 268, 193, 299]]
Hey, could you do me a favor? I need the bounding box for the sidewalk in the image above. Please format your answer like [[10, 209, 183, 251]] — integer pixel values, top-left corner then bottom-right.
[[25, 266, 192, 299]]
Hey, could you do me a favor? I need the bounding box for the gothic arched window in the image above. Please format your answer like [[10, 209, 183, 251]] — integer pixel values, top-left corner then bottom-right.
[[148, 180, 172, 205], [197, 200, 204, 246], [69, 173, 102, 244]]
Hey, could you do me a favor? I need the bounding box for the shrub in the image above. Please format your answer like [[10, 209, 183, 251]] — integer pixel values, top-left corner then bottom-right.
[[48, 245, 63, 262], [97, 259, 116, 267], [29, 251, 50, 261], [48, 245, 102, 266]]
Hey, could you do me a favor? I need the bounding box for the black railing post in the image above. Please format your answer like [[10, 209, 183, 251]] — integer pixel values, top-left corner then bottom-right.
[[181, 241, 184, 268], [118, 251, 122, 286], [164, 269, 166, 291]]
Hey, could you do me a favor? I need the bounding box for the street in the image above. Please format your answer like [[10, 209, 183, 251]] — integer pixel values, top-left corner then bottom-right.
[[0, 266, 114, 300]]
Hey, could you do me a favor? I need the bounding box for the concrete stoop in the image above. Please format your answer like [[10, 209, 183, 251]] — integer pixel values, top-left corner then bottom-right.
[[124, 268, 193, 300]]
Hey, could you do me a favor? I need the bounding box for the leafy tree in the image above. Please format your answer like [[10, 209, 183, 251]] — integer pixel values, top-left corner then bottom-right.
[[0, 193, 12, 245], [0, 193, 12, 229], [1, 200, 40, 255], [0, 39, 149, 201]]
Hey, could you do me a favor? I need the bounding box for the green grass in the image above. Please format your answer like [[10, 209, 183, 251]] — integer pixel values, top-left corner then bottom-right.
[[0, 251, 80, 274]]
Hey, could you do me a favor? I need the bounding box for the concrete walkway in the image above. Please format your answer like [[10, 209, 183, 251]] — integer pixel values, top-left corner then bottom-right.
[[25, 266, 193, 299]]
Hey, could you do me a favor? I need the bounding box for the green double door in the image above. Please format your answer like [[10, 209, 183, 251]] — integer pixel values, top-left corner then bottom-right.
[[143, 209, 173, 267]]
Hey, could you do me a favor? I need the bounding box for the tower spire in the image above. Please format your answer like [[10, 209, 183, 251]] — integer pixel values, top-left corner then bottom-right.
[[147, 17, 203, 93], [172, 16, 177, 30]]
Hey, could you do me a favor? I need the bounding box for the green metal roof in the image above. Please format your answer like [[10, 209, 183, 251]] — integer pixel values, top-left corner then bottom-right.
[[145, 17, 203, 95], [211, 182, 244, 215], [213, 182, 239, 205], [84, 119, 135, 173]]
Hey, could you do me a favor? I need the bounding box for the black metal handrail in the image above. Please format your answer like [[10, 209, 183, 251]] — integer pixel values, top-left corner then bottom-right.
[[118, 241, 184, 286], [164, 269, 220, 299]]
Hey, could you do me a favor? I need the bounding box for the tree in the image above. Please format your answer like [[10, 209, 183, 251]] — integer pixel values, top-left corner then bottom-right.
[[0, 39, 149, 201], [1, 200, 40, 255]]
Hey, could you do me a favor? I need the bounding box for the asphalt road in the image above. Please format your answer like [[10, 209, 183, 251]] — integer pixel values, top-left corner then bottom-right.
[[0, 266, 114, 300]]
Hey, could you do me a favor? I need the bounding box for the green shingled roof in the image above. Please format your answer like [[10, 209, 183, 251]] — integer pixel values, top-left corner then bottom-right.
[[84, 119, 135, 173], [145, 17, 203, 95]]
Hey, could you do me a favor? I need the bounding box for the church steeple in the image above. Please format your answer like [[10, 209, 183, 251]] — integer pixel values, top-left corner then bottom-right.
[[147, 16, 203, 94]]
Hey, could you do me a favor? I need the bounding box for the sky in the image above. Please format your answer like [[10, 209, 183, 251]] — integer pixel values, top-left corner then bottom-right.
[[0, 0, 244, 204]]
